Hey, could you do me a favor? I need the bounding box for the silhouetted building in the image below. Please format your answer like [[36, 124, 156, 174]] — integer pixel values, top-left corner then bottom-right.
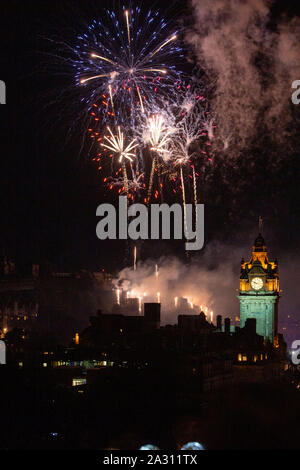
[[178, 311, 213, 334], [0, 261, 39, 335], [144, 303, 160, 331]]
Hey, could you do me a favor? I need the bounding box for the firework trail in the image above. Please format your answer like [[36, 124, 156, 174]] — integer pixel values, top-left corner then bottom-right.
[[180, 165, 188, 237], [192, 166, 197, 220], [133, 245, 137, 271], [166, 88, 211, 232], [123, 84, 213, 207], [143, 114, 175, 202]]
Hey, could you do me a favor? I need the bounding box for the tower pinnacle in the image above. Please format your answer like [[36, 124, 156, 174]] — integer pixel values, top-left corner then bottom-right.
[[258, 216, 263, 235]]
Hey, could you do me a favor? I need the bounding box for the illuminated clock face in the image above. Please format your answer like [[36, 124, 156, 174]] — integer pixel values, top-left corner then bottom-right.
[[251, 277, 264, 290]]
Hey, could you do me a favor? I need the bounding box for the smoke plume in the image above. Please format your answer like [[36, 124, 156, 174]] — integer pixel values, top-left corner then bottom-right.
[[113, 242, 245, 324], [186, 0, 300, 155]]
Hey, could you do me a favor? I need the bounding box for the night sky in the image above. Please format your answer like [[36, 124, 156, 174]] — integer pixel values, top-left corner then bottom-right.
[[0, 0, 299, 322]]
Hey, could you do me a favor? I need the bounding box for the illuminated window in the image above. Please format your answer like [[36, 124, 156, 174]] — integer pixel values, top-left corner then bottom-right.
[[253, 355, 258, 362], [238, 354, 242, 362], [42, 362, 48, 368], [260, 354, 263, 360], [72, 378, 87, 387], [242, 355, 247, 362], [18, 362, 23, 368]]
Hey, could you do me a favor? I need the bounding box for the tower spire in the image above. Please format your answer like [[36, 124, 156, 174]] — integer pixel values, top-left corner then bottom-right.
[[258, 216, 263, 235]]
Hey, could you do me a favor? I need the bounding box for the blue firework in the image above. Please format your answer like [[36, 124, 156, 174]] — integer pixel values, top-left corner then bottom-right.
[[73, 5, 184, 126]]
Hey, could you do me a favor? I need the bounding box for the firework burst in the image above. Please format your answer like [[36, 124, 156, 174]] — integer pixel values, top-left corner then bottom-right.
[[74, 6, 183, 126], [101, 126, 138, 162], [143, 114, 175, 202], [101, 126, 138, 195]]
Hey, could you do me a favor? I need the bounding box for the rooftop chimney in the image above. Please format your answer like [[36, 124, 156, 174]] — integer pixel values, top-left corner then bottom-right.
[[224, 317, 230, 335]]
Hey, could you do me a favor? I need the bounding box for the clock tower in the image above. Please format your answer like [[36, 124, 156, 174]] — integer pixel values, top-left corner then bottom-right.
[[238, 227, 279, 344]]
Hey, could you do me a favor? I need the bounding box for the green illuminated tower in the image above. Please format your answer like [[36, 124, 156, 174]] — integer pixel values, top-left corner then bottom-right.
[[238, 224, 279, 344]]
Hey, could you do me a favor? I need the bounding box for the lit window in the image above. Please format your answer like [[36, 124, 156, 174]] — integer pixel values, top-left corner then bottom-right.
[[42, 363, 47, 368], [18, 362, 23, 368], [238, 354, 242, 362], [242, 355, 247, 362], [72, 378, 86, 387], [254, 355, 258, 362]]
